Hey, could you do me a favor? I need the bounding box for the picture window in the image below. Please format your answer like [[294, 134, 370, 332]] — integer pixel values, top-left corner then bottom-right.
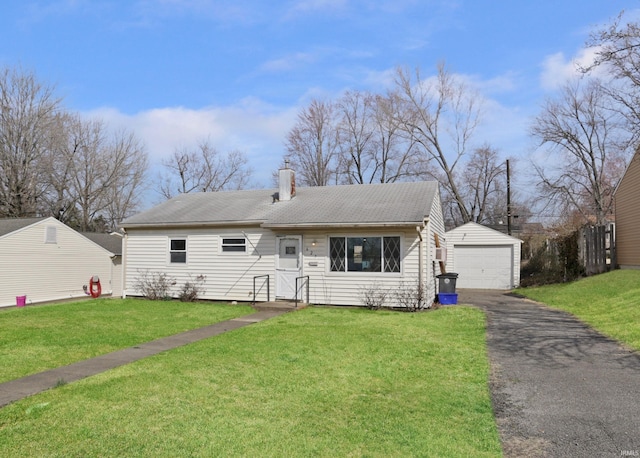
[[329, 236, 400, 273]]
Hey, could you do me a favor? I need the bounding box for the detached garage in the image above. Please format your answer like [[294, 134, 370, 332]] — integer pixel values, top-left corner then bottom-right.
[[445, 222, 522, 290]]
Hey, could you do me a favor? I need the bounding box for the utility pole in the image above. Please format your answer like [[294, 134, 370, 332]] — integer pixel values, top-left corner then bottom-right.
[[506, 159, 512, 236]]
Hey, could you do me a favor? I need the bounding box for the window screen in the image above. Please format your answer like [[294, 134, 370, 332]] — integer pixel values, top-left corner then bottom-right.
[[170, 238, 187, 263], [222, 237, 246, 252]]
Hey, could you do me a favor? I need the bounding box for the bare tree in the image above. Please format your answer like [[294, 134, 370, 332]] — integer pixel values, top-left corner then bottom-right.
[[58, 116, 107, 231], [41, 112, 77, 222], [336, 90, 376, 184], [584, 13, 640, 140], [103, 129, 148, 229], [393, 63, 483, 223], [158, 140, 251, 199], [530, 79, 631, 225], [0, 66, 61, 217], [285, 99, 340, 186], [460, 146, 508, 225], [46, 114, 148, 231], [334, 90, 419, 184], [371, 92, 421, 183]]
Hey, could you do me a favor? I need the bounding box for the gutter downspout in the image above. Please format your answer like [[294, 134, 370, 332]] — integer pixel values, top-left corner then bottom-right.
[[416, 224, 424, 306], [121, 228, 127, 299]]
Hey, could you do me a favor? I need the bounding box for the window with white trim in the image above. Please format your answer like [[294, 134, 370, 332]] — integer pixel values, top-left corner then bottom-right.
[[329, 236, 401, 273], [221, 237, 246, 252], [169, 238, 187, 263]]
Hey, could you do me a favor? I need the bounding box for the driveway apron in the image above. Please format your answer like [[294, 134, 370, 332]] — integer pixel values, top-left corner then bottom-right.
[[458, 290, 640, 457]]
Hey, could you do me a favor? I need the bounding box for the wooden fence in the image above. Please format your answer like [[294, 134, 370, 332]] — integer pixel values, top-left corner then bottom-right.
[[579, 223, 616, 276]]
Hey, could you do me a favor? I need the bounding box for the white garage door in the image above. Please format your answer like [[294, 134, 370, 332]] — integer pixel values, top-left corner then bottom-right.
[[454, 245, 514, 289]]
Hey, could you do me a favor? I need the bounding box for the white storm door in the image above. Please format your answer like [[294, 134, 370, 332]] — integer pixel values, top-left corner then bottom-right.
[[276, 236, 302, 299]]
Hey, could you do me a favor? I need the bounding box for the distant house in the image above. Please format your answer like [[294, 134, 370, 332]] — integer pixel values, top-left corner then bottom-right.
[[615, 149, 640, 268], [0, 217, 121, 308], [120, 169, 445, 307], [444, 222, 522, 290]]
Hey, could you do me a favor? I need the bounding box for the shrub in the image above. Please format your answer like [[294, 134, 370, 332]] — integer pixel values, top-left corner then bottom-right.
[[358, 282, 388, 310], [178, 275, 207, 302], [393, 279, 428, 312], [133, 270, 176, 300], [520, 232, 585, 287]]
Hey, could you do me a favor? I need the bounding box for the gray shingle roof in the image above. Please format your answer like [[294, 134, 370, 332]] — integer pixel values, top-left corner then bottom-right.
[[81, 232, 123, 255], [0, 217, 47, 238], [121, 181, 439, 229]]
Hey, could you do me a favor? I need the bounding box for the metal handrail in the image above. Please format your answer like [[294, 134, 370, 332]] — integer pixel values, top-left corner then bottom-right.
[[295, 275, 310, 308], [252, 275, 270, 304]]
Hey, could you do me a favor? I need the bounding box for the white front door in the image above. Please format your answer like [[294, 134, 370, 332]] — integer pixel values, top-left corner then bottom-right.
[[276, 236, 302, 299]]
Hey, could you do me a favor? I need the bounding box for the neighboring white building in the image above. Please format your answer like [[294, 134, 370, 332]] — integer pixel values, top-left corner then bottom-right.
[[0, 217, 121, 307], [81, 231, 124, 298], [444, 222, 522, 290], [120, 171, 446, 307]]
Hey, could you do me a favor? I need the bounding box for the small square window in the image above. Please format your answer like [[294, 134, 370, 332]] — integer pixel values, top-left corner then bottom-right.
[[170, 238, 187, 263]]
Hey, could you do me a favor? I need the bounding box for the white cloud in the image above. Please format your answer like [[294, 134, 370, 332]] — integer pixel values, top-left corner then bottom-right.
[[260, 52, 316, 73], [286, 0, 349, 17], [445, 70, 519, 99], [362, 67, 397, 90], [23, 0, 104, 23], [540, 47, 606, 91], [479, 98, 532, 154], [83, 99, 299, 189]]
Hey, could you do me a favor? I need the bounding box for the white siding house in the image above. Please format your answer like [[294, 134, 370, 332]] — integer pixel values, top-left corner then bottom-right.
[[0, 217, 120, 307], [121, 173, 445, 307], [444, 222, 522, 290]]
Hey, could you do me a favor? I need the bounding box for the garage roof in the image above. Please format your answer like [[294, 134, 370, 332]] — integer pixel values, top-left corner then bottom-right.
[[0, 217, 47, 238]]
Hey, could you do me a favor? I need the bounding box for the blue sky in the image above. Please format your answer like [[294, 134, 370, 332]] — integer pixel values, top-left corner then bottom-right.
[[0, 0, 636, 205]]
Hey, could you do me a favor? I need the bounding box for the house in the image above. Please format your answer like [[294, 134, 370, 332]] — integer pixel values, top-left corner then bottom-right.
[[444, 222, 522, 289], [615, 149, 640, 269], [120, 169, 445, 307], [0, 217, 121, 307]]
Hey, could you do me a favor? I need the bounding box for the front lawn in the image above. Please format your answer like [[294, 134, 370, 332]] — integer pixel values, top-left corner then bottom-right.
[[0, 306, 501, 457], [518, 270, 640, 351], [0, 298, 254, 383]]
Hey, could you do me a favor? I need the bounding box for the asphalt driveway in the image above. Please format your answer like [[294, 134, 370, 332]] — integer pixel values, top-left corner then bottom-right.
[[458, 289, 640, 457]]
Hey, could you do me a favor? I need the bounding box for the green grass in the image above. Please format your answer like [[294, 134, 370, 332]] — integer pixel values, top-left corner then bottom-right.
[[0, 306, 501, 457], [0, 298, 254, 383], [518, 270, 640, 351]]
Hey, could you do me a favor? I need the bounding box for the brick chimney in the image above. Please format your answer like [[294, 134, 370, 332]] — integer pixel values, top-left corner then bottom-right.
[[278, 160, 296, 201]]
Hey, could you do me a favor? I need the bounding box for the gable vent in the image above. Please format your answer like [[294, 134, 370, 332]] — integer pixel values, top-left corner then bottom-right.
[[45, 225, 57, 244]]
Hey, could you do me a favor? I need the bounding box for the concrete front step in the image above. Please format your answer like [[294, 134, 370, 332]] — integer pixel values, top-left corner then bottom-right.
[[252, 301, 307, 311]]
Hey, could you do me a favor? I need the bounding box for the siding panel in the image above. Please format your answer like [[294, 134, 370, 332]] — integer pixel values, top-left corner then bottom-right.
[[126, 227, 429, 306], [616, 152, 640, 267], [125, 228, 276, 301]]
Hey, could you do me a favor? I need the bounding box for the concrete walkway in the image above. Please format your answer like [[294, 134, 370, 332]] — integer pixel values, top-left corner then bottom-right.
[[0, 307, 290, 408], [458, 289, 640, 457]]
